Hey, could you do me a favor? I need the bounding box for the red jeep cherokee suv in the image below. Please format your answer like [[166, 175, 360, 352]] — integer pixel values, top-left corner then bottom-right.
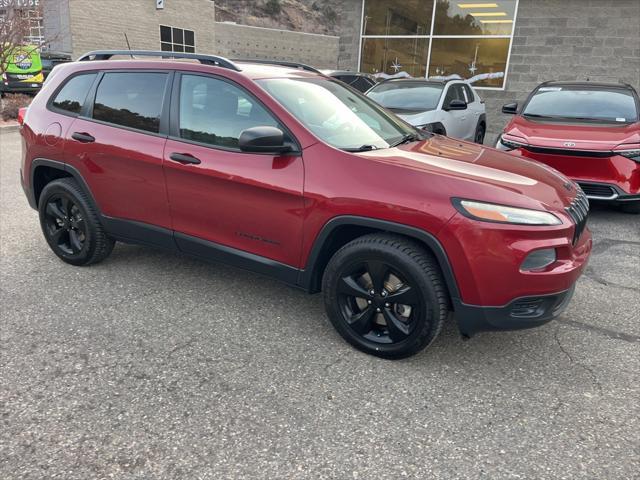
[[20, 51, 592, 358], [497, 81, 640, 214]]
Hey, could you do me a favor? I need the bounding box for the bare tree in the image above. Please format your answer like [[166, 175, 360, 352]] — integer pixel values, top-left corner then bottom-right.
[[0, 1, 45, 76]]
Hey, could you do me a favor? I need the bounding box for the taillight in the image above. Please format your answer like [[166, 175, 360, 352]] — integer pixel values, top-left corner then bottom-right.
[[18, 107, 27, 125]]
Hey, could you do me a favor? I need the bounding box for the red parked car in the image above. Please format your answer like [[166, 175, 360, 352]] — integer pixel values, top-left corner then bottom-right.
[[20, 51, 592, 358], [497, 81, 640, 214]]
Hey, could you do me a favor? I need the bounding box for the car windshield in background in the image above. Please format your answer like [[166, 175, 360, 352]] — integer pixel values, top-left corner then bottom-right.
[[258, 78, 415, 151], [523, 87, 639, 123], [367, 82, 445, 113]]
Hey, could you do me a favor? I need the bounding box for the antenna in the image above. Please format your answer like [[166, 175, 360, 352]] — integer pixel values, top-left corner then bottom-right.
[[123, 33, 134, 59]]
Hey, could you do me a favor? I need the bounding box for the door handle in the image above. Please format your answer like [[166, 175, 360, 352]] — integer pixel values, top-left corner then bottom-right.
[[71, 132, 95, 143], [169, 152, 201, 165]]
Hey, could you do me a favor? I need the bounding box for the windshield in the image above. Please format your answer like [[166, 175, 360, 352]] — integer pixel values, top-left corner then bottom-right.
[[367, 82, 445, 112], [257, 77, 415, 150], [523, 87, 638, 123]]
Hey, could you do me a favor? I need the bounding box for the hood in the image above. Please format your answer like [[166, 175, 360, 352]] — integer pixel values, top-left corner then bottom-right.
[[393, 109, 437, 126], [505, 115, 640, 150], [360, 135, 577, 211]]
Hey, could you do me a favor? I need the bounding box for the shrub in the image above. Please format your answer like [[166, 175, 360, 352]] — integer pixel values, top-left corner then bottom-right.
[[265, 0, 281, 16], [0, 93, 32, 121]]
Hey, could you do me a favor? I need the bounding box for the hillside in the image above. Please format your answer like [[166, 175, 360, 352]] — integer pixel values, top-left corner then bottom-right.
[[214, 0, 344, 36]]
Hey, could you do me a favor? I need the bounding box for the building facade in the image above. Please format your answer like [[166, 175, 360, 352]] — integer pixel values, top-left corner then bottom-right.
[[338, 0, 640, 140]]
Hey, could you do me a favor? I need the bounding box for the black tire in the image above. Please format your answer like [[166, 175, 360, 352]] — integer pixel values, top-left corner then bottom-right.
[[474, 123, 486, 144], [38, 178, 114, 266], [619, 201, 640, 214], [322, 233, 449, 359]]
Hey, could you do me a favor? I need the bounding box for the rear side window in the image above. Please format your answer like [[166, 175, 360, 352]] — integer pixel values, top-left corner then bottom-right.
[[92, 72, 168, 133], [51, 73, 97, 114], [463, 85, 476, 104]]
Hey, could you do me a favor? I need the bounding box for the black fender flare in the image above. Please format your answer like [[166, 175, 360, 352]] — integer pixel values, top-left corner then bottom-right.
[[298, 215, 461, 304], [29, 158, 100, 213]]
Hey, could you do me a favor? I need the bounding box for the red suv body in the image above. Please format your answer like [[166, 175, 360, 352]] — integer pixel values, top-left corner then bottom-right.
[[497, 81, 640, 213], [20, 51, 592, 358]]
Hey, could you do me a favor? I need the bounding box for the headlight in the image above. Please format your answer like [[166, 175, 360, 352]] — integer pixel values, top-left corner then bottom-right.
[[615, 148, 640, 162], [453, 199, 562, 225], [496, 135, 526, 151]]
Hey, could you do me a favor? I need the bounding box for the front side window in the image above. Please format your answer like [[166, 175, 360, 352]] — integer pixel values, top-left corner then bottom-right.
[[51, 73, 96, 114], [522, 87, 639, 123], [367, 81, 444, 112], [443, 84, 466, 105], [178, 74, 281, 149], [160, 25, 195, 53], [258, 77, 414, 150], [92, 72, 168, 133]]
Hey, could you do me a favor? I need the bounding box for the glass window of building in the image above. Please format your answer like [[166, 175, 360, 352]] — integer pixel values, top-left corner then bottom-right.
[[160, 25, 196, 53], [359, 0, 519, 89]]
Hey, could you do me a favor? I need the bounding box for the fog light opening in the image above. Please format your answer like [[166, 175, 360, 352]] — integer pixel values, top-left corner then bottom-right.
[[521, 248, 556, 271]]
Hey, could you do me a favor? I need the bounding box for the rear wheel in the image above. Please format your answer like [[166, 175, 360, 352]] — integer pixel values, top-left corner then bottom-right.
[[38, 178, 114, 266], [474, 123, 486, 144], [322, 234, 449, 359]]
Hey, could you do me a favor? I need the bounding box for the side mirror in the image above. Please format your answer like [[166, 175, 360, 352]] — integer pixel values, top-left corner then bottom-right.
[[445, 99, 467, 111], [502, 102, 518, 114], [238, 126, 292, 154]]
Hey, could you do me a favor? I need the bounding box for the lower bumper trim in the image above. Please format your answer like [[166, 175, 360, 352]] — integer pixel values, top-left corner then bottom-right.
[[454, 286, 575, 337]]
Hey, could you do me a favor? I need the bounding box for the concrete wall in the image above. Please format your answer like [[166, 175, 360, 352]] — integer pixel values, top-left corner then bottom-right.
[[336, 1, 362, 70], [44, 0, 216, 60], [42, 0, 72, 53], [214, 22, 339, 69]]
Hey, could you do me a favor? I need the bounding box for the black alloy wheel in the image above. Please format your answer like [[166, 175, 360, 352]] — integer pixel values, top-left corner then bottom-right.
[[337, 260, 420, 344], [323, 234, 449, 358], [43, 194, 87, 256], [38, 178, 114, 266]]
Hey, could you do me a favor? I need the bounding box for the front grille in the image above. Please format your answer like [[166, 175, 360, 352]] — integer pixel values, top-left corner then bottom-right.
[[523, 145, 612, 158], [577, 182, 617, 199], [565, 187, 589, 245]]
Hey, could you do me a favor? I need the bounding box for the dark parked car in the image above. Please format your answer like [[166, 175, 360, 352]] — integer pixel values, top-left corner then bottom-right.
[[322, 70, 377, 92], [20, 51, 591, 358], [40, 50, 73, 80], [497, 81, 640, 213]]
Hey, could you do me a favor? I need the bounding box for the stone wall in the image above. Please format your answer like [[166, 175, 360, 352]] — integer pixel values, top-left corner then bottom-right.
[[214, 22, 339, 69], [45, 0, 216, 60]]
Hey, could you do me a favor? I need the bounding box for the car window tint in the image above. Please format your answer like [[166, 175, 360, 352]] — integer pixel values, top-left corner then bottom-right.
[[444, 85, 465, 105], [51, 73, 97, 114], [179, 74, 280, 149], [92, 72, 167, 133]]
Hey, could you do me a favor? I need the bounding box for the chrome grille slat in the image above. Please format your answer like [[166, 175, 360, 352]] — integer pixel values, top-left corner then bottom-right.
[[565, 186, 589, 245]]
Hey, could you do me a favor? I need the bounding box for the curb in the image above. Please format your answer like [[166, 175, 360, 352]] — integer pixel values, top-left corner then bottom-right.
[[0, 124, 20, 133]]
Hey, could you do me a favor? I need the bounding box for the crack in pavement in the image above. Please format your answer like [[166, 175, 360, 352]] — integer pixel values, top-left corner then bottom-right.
[[553, 326, 604, 394], [584, 266, 640, 293], [590, 238, 640, 256], [556, 318, 640, 343]]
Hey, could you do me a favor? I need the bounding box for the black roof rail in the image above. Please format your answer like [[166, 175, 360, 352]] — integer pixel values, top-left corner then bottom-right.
[[77, 50, 241, 71], [232, 58, 322, 74]]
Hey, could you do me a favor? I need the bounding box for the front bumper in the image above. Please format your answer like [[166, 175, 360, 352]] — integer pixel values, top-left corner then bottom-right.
[[455, 286, 575, 337]]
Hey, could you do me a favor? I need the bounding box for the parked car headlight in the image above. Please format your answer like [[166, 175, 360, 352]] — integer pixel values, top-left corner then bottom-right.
[[495, 135, 526, 151], [453, 199, 562, 225], [614, 148, 640, 162]]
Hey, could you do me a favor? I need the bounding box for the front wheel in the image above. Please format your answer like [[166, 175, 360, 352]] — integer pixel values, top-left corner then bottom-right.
[[322, 234, 449, 359], [38, 178, 114, 266]]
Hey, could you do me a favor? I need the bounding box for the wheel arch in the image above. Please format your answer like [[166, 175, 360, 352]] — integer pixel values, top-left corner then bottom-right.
[[31, 159, 100, 213], [299, 216, 461, 303]]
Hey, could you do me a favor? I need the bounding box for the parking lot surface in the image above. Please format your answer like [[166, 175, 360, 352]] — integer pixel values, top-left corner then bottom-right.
[[1, 129, 639, 479]]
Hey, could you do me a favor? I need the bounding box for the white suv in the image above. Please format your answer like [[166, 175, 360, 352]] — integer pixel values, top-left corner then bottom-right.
[[366, 79, 487, 144]]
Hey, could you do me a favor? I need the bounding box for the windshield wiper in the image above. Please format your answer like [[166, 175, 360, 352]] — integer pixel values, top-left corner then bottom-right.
[[341, 144, 379, 152], [390, 132, 420, 148]]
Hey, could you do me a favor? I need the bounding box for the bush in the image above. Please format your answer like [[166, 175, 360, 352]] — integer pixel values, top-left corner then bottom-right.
[[0, 94, 32, 121], [265, 0, 281, 16]]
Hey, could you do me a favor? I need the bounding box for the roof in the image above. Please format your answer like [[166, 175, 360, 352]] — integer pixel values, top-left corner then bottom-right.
[[539, 80, 637, 91]]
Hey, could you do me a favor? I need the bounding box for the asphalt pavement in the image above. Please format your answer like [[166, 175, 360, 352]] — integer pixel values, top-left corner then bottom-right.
[[1, 129, 639, 479]]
